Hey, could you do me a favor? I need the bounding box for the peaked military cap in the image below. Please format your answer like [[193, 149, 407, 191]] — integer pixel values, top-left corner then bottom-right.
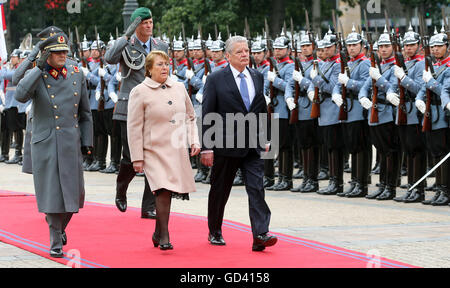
[[42, 32, 70, 52], [37, 26, 63, 41]]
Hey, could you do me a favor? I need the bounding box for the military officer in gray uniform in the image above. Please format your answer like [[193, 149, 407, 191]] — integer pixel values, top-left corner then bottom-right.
[[12, 26, 66, 174], [15, 32, 93, 258], [104, 7, 168, 218]]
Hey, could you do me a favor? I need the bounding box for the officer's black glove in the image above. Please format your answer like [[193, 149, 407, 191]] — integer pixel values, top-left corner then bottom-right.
[[28, 41, 43, 62], [81, 146, 93, 156], [124, 16, 142, 39], [36, 50, 50, 70]]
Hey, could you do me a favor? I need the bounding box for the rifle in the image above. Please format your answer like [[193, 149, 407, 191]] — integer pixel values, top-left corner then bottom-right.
[[182, 23, 195, 100], [338, 32, 350, 121], [95, 26, 105, 112], [170, 36, 177, 75], [422, 35, 434, 132], [75, 27, 87, 68], [289, 17, 300, 124], [200, 31, 212, 78], [306, 9, 320, 119], [265, 18, 277, 118], [245, 18, 256, 69], [367, 32, 379, 123], [391, 31, 408, 125]]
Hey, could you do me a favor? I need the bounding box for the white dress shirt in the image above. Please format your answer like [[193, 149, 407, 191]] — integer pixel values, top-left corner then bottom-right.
[[229, 64, 256, 104]]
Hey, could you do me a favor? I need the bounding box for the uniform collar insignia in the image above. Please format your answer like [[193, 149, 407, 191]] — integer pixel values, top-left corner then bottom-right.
[[277, 56, 292, 64], [215, 59, 228, 67], [47, 65, 68, 80], [406, 54, 424, 62], [349, 53, 366, 62], [436, 56, 450, 67], [381, 56, 396, 65], [328, 54, 340, 63], [258, 60, 270, 67], [177, 58, 188, 66], [303, 55, 314, 62]]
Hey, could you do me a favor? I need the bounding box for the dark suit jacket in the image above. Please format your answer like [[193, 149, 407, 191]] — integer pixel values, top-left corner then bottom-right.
[[202, 65, 269, 158]]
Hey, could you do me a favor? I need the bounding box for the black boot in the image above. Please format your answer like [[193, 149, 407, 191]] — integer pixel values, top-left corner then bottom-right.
[[318, 151, 334, 195], [432, 161, 450, 206], [5, 130, 23, 164], [404, 152, 426, 203], [274, 150, 293, 191], [376, 152, 400, 201], [263, 176, 275, 188], [367, 153, 387, 199], [347, 150, 369, 198]]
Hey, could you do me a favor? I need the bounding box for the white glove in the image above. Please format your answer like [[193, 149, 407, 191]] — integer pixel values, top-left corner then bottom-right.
[[310, 66, 318, 80], [95, 90, 101, 101], [0, 89, 5, 105], [415, 99, 426, 114], [332, 93, 343, 107], [292, 70, 303, 83], [80, 66, 89, 77], [267, 71, 276, 83], [202, 75, 207, 84], [338, 73, 349, 86], [386, 92, 400, 106], [307, 90, 315, 102], [0, 104, 4, 113], [286, 97, 296, 111], [264, 96, 271, 105], [25, 103, 32, 114], [98, 67, 107, 78], [185, 69, 194, 80], [393, 66, 406, 81], [170, 74, 179, 82], [109, 92, 118, 103], [359, 97, 373, 110], [196, 93, 203, 104], [369, 67, 382, 81], [116, 72, 122, 82], [422, 70, 433, 83], [446, 103, 450, 111]]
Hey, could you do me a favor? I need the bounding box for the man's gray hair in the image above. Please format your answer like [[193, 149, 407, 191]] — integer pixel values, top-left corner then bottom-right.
[[225, 36, 248, 54]]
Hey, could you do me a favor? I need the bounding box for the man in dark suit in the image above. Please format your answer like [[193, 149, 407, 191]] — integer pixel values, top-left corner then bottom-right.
[[201, 36, 277, 251]]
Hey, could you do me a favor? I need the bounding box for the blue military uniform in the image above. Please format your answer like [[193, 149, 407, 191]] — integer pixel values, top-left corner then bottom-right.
[[358, 28, 401, 200], [307, 31, 344, 195], [266, 35, 295, 191], [285, 34, 320, 193]]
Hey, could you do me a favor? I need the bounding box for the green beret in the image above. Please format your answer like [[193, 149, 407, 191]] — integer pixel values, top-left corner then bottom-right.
[[130, 7, 152, 23]]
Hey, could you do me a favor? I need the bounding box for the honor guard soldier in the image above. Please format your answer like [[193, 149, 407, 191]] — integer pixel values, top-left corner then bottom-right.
[[170, 37, 189, 86], [97, 35, 121, 174], [307, 30, 344, 195], [2, 49, 28, 165], [15, 32, 93, 258], [105, 7, 168, 218], [359, 27, 401, 201], [82, 39, 108, 172], [286, 34, 320, 193], [387, 24, 427, 203], [266, 34, 295, 191], [332, 26, 371, 197], [252, 40, 275, 188], [416, 27, 450, 206]]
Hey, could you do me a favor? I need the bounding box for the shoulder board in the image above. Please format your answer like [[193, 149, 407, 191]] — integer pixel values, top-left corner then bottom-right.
[[73, 66, 80, 73]]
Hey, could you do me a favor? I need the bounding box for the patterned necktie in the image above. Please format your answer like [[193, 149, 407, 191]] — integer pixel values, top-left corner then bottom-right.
[[143, 43, 148, 53], [238, 73, 250, 110]]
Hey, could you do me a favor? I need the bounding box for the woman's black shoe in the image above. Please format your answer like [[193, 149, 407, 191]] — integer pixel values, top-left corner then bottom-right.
[[152, 233, 159, 248], [159, 243, 173, 250]]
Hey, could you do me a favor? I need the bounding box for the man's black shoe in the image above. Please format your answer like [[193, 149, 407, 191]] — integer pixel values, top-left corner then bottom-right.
[[50, 249, 64, 258], [208, 234, 226, 246], [252, 233, 277, 251], [141, 209, 156, 219]]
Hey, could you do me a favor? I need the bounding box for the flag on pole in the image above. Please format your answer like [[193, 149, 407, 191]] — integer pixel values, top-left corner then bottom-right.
[[0, 1, 7, 64]]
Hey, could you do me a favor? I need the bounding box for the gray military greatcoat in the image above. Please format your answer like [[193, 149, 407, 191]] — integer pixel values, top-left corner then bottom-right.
[[15, 63, 93, 213], [104, 34, 168, 121]]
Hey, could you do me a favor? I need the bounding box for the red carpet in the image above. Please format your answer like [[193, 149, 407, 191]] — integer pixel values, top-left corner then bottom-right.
[[0, 190, 417, 268]]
